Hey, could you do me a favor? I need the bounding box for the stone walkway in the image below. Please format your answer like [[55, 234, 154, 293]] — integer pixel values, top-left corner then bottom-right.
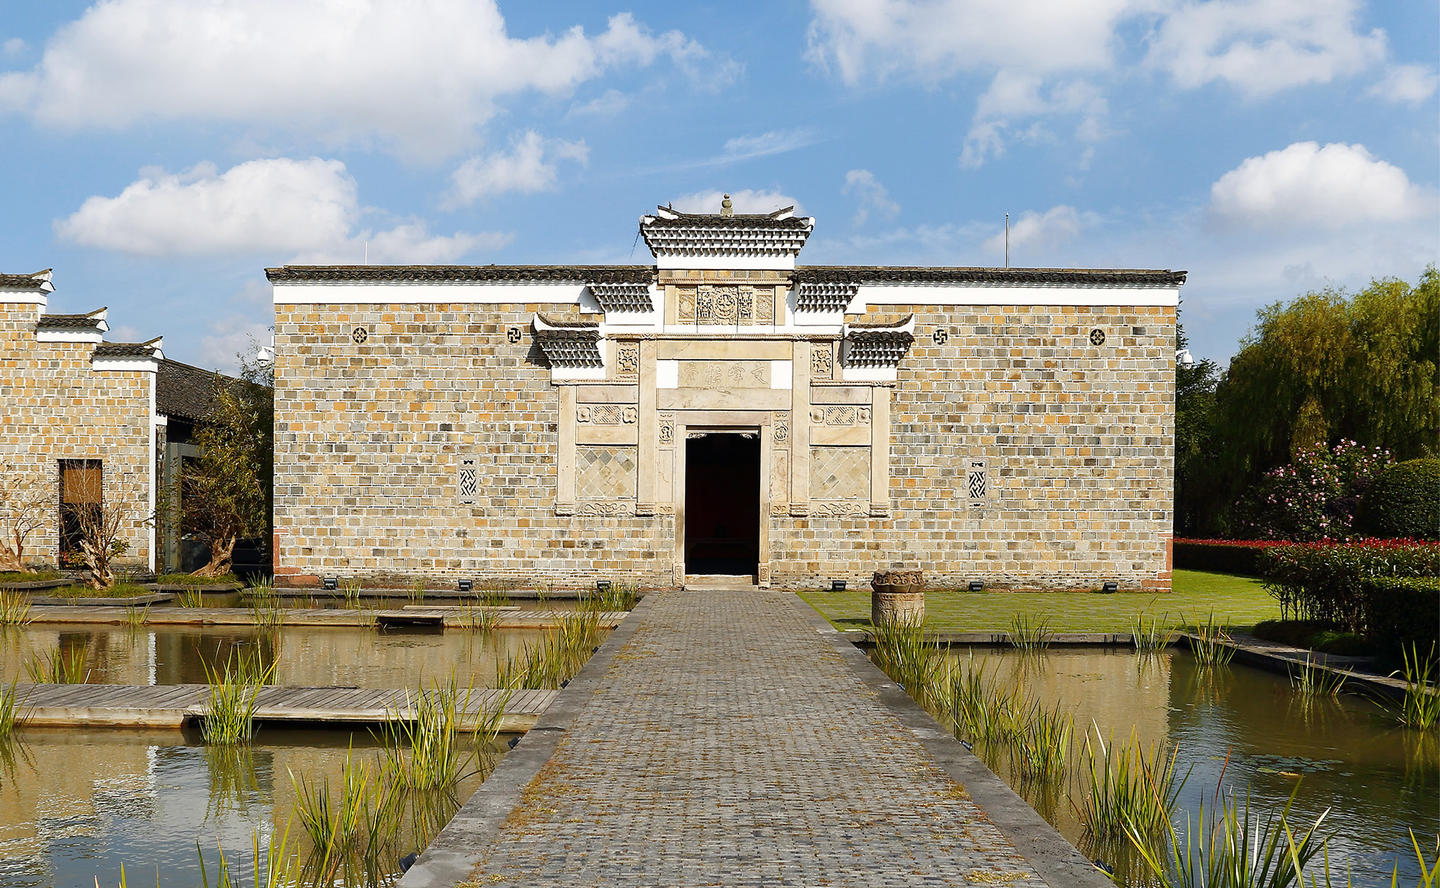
[[449, 590, 1057, 887]]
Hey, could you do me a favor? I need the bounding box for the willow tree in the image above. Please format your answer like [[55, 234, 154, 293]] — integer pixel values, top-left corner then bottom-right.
[[181, 377, 268, 577]]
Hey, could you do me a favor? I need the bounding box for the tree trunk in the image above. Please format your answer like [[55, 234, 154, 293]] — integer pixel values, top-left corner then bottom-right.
[[0, 535, 23, 572], [80, 538, 113, 589], [194, 535, 237, 578]]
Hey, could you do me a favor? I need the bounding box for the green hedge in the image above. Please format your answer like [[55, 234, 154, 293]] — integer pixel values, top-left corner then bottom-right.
[[1173, 540, 1286, 576], [1359, 458, 1440, 539], [1260, 541, 1440, 632], [1361, 576, 1440, 655]]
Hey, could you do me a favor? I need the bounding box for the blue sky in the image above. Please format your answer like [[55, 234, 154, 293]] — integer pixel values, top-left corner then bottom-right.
[[1, 0, 1436, 371]]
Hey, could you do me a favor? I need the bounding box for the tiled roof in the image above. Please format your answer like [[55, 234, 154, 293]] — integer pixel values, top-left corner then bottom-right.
[[92, 342, 161, 358], [266, 265, 654, 284], [0, 270, 53, 291], [641, 208, 813, 230], [38, 310, 107, 330], [157, 359, 227, 421], [795, 266, 1188, 286]]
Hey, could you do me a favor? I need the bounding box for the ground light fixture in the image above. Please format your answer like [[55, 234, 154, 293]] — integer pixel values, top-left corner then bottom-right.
[[322, 576, 338, 591], [968, 581, 984, 592], [596, 580, 612, 593], [1101, 581, 1119, 593], [458, 579, 473, 593], [831, 580, 846, 592]]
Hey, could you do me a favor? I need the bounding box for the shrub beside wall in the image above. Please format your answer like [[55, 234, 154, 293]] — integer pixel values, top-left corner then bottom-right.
[[1359, 458, 1440, 540], [1360, 576, 1440, 656], [1260, 540, 1440, 632], [1174, 539, 1291, 576]]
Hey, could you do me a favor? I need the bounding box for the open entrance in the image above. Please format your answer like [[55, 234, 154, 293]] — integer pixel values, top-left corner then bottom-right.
[[684, 433, 760, 576]]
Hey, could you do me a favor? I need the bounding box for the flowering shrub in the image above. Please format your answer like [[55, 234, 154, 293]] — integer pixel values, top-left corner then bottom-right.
[[1260, 538, 1440, 631], [1235, 440, 1392, 541], [1173, 539, 1293, 575]]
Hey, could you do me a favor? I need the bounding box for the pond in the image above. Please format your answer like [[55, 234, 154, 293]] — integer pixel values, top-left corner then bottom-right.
[[1, 625, 559, 689], [934, 648, 1437, 886], [159, 591, 592, 611], [0, 726, 505, 887]]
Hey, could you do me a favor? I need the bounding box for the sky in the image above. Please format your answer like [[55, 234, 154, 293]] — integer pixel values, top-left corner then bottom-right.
[[0, 0, 1436, 372]]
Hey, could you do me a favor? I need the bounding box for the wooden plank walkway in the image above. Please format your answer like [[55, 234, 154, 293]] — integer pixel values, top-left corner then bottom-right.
[[20, 605, 626, 630], [14, 683, 557, 732]]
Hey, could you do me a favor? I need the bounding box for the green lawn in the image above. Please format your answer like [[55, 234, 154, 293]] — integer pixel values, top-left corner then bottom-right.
[[798, 569, 1279, 633]]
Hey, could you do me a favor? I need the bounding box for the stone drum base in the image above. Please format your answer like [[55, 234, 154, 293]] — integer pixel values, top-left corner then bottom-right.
[[871, 569, 925, 626]]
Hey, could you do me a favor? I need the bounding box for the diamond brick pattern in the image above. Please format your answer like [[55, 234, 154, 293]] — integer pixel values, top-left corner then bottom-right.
[[576, 446, 636, 500], [810, 445, 869, 500]]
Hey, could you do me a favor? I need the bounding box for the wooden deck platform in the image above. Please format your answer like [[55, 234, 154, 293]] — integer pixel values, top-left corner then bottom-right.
[[15, 683, 557, 732], [20, 605, 626, 630]]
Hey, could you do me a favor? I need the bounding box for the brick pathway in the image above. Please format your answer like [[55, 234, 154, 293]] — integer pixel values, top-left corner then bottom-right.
[[462, 590, 1049, 886]]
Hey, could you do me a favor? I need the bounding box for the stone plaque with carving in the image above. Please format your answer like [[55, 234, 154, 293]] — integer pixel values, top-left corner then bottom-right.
[[677, 361, 769, 388], [812, 343, 833, 377], [658, 413, 675, 446], [677, 285, 775, 325], [824, 406, 857, 426], [772, 411, 789, 443], [615, 343, 639, 377]]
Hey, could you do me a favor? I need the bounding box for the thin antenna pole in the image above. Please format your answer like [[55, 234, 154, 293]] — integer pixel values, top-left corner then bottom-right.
[[1004, 213, 1009, 268]]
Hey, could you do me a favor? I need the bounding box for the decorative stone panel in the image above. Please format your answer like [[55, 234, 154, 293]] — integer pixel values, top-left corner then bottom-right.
[[576, 445, 637, 500], [677, 360, 769, 388], [810, 446, 870, 501], [675, 285, 775, 325]]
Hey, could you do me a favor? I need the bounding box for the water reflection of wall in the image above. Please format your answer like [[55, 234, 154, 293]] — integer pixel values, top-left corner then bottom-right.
[[1, 626, 549, 689]]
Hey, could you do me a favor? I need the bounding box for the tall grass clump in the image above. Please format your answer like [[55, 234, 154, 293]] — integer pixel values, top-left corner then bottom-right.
[[494, 609, 604, 689], [1076, 727, 1185, 845], [1190, 610, 1237, 668], [408, 580, 426, 603], [292, 750, 380, 864], [339, 578, 362, 607], [26, 647, 88, 683], [1382, 643, 1440, 731], [1009, 614, 1053, 651], [1133, 614, 1171, 654], [1012, 702, 1073, 782], [870, 618, 946, 710], [584, 581, 639, 612], [475, 580, 511, 608], [202, 650, 274, 744], [1126, 788, 1334, 888], [176, 588, 206, 608], [122, 604, 149, 627], [0, 680, 25, 740], [0, 590, 31, 626], [380, 682, 468, 791], [456, 606, 500, 632], [1289, 655, 1349, 697]]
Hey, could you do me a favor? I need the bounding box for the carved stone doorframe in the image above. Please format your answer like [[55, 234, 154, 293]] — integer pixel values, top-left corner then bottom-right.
[[672, 420, 773, 587]]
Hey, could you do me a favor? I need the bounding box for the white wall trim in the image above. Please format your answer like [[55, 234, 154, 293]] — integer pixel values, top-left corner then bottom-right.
[[0, 289, 49, 307], [273, 281, 588, 305], [93, 357, 161, 373], [653, 254, 798, 271], [656, 359, 679, 389], [770, 360, 793, 390], [853, 283, 1181, 310], [840, 365, 900, 383]]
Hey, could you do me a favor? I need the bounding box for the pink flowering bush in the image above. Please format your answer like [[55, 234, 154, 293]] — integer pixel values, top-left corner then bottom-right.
[[1235, 440, 1392, 541]]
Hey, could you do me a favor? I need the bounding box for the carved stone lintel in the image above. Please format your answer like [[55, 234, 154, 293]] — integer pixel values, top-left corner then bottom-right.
[[656, 503, 676, 515], [577, 501, 630, 516], [636, 502, 655, 517], [790, 504, 810, 517], [770, 501, 790, 516], [810, 500, 870, 517], [555, 501, 576, 516]]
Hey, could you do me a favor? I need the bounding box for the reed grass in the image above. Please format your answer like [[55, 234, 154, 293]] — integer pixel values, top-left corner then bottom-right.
[[378, 678, 474, 791], [201, 650, 274, 744], [494, 609, 604, 690], [122, 604, 149, 627], [1289, 655, 1350, 697], [1392, 830, 1440, 887], [0, 680, 25, 740], [339, 578, 362, 606], [475, 580, 512, 608], [113, 827, 303, 888], [1126, 787, 1333, 888], [176, 588, 206, 608], [292, 749, 377, 860], [26, 646, 88, 683], [870, 618, 947, 710], [0, 590, 31, 626], [1190, 610, 1237, 669], [456, 605, 500, 632], [584, 581, 639, 612], [1076, 726, 1185, 844], [1382, 643, 1440, 731], [408, 580, 427, 603], [250, 601, 284, 630], [1008, 613, 1053, 651], [1133, 613, 1172, 653], [1013, 702, 1073, 782]]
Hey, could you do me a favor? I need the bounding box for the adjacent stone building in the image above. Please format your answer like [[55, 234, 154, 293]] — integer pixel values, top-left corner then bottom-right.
[[268, 199, 1184, 590], [0, 269, 240, 574]]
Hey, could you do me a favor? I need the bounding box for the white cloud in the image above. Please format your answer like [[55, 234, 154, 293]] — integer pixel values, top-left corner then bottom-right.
[[805, 0, 1156, 85], [982, 206, 1095, 257], [448, 131, 588, 207], [196, 316, 273, 375], [667, 190, 802, 215], [842, 170, 899, 226], [2, 38, 25, 57], [720, 130, 817, 162], [568, 88, 631, 117], [0, 1, 721, 158], [56, 157, 509, 261], [1209, 142, 1432, 230], [1147, 0, 1387, 97], [1368, 64, 1439, 104], [960, 73, 1108, 169]]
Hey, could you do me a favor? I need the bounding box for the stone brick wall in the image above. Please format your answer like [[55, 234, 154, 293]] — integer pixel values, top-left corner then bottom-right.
[[273, 299, 1173, 591], [0, 301, 155, 570], [272, 303, 674, 585], [769, 304, 1175, 591]]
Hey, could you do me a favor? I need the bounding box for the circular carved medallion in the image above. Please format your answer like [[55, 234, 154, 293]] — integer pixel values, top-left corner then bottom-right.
[[351, 326, 369, 344], [1089, 328, 1106, 346]]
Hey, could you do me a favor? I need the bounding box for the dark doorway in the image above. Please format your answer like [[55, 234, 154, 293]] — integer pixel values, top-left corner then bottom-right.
[[685, 433, 760, 576]]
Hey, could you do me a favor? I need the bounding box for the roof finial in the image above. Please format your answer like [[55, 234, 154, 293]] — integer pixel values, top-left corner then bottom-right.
[[720, 193, 733, 217]]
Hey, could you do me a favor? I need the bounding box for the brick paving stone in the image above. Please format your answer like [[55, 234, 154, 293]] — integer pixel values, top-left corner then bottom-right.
[[464, 589, 1051, 887]]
